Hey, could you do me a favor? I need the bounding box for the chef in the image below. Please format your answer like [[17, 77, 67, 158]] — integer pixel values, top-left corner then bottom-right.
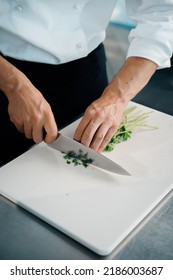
[[0, 0, 173, 166]]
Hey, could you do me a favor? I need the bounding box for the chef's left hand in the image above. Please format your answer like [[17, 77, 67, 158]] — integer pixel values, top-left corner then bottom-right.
[[74, 85, 127, 153], [74, 57, 158, 152]]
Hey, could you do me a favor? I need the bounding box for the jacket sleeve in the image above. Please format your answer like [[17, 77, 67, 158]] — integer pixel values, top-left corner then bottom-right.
[[126, 0, 173, 69]]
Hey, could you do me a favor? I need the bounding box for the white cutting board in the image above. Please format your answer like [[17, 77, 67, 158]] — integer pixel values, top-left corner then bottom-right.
[[0, 102, 173, 256]]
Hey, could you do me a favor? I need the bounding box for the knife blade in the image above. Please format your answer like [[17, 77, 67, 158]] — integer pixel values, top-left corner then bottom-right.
[[48, 133, 130, 175]]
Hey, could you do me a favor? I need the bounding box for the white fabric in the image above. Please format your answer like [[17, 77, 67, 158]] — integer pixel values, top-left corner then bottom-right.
[[126, 0, 173, 68], [0, 0, 173, 68]]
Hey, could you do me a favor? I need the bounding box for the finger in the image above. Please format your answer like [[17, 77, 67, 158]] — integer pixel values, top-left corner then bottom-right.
[[23, 122, 33, 139], [74, 102, 99, 141], [74, 115, 91, 142], [32, 122, 44, 143], [14, 124, 24, 133], [89, 123, 114, 151], [97, 126, 117, 153], [80, 119, 102, 148], [44, 114, 58, 144]]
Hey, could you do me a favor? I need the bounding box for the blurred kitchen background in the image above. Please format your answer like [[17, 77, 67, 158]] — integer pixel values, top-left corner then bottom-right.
[[104, 0, 173, 116], [104, 0, 136, 81]]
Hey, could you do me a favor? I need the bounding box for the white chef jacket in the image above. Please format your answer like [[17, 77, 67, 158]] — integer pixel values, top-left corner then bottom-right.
[[0, 0, 173, 68]]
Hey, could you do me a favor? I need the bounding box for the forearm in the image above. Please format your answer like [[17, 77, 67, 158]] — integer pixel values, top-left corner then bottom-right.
[[0, 55, 24, 99], [105, 56, 158, 105]]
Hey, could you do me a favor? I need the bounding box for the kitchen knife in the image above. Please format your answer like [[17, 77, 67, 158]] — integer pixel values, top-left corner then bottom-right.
[[48, 133, 130, 175]]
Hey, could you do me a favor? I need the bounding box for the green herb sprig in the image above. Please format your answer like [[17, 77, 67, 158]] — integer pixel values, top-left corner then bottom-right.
[[104, 105, 158, 152], [63, 149, 94, 168]]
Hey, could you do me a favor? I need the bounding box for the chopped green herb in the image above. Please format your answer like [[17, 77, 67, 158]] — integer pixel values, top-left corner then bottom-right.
[[104, 105, 158, 152], [62, 149, 94, 168]]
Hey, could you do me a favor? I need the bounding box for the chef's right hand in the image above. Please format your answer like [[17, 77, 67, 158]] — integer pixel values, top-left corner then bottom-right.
[[0, 56, 58, 144]]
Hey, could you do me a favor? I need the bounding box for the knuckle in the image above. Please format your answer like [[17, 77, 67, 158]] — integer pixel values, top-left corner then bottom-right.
[[111, 122, 119, 131], [104, 134, 112, 143], [110, 125, 117, 134], [25, 133, 32, 139], [95, 111, 104, 120], [33, 134, 43, 143], [32, 111, 42, 124], [45, 137, 55, 144], [44, 107, 51, 118], [89, 121, 98, 128], [96, 134, 104, 142], [50, 132, 58, 140], [86, 104, 96, 117], [15, 121, 23, 129], [45, 131, 57, 144], [81, 132, 89, 143]]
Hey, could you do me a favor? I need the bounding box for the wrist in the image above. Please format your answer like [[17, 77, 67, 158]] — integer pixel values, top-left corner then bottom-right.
[[107, 57, 157, 103]]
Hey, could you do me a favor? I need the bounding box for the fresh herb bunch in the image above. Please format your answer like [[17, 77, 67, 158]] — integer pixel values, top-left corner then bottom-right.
[[104, 105, 158, 152], [63, 149, 94, 167]]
